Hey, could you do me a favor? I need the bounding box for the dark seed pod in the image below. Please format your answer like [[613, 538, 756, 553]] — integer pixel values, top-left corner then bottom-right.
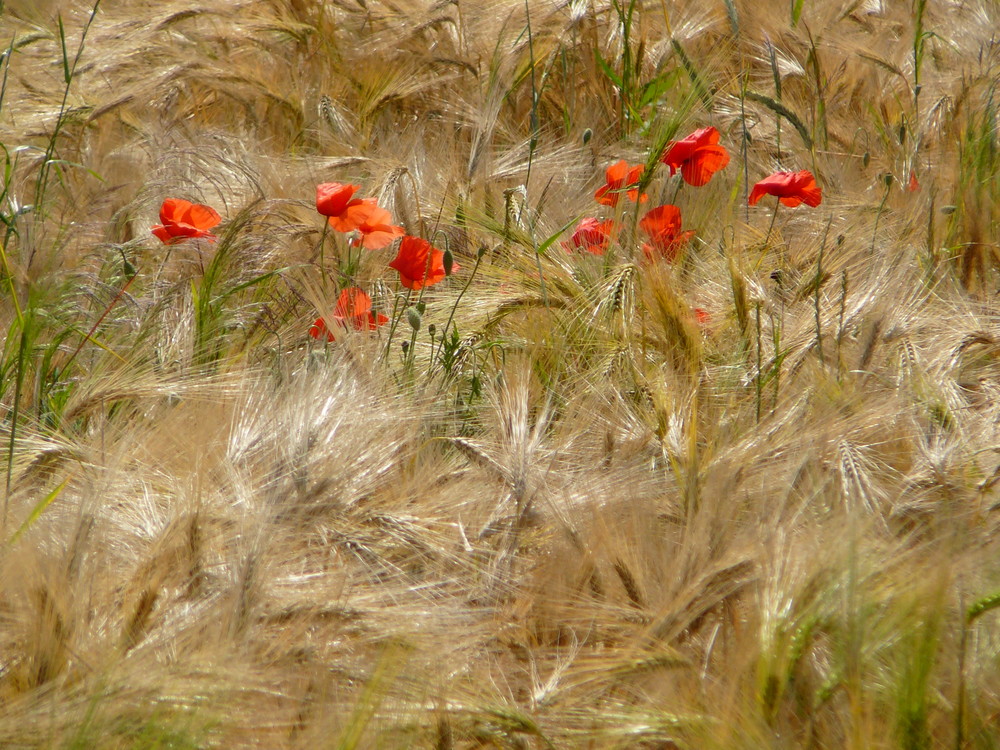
[[443, 249, 454, 276]]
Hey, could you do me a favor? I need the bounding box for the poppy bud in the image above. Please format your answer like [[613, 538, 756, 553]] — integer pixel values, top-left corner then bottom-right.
[[407, 307, 422, 331], [415, 302, 426, 314], [443, 249, 454, 276], [941, 205, 956, 215], [428, 324, 436, 338], [582, 128, 592, 144], [862, 151, 870, 168], [477, 244, 488, 258], [401, 341, 409, 354], [883, 173, 894, 188]]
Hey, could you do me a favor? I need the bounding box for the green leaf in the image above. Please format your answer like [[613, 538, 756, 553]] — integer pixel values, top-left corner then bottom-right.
[[791, 0, 805, 27], [594, 49, 623, 91], [57, 14, 71, 84], [536, 215, 580, 256], [7, 476, 71, 545]]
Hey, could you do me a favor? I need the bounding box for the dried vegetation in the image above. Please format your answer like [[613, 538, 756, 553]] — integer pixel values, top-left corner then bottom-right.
[[1, 0, 1000, 746]]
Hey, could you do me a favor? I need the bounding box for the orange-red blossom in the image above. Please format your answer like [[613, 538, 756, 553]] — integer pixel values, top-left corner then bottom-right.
[[595, 160, 648, 207], [389, 236, 457, 290], [310, 287, 388, 341], [151, 198, 221, 244], [639, 204, 694, 262], [661, 127, 730, 187], [748, 170, 822, 207]]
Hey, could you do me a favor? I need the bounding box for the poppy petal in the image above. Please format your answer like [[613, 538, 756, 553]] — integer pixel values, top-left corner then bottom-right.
[[680, 145, 730, 187], [185, 203, 222, 230], [605, 160, 627, 183], [159, 198, 192, 225]]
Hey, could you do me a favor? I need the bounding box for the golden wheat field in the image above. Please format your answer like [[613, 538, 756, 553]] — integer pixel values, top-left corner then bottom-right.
[[1, 0, 1000, 746]]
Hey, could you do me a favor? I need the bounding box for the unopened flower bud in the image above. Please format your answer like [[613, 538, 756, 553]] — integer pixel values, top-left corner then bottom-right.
[[443, 249, 454, 276], [407, 307, 422, 331]]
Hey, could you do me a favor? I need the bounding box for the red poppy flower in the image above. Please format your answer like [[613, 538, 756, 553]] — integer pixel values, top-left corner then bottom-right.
[[661, 127, 730, 187], [907, 172, 920, 192], [346, 202, 405, 250], [639, 204, 695, 262], [317, 182, 368, 231], [310, 287, 388, 341], [389, 236, 457, 290], [595, 160, 648, 206], [748, 170, 822, 207], [563, 217, 616, 255], [151, 198, 221, 244], [693, 307, 710, 326]]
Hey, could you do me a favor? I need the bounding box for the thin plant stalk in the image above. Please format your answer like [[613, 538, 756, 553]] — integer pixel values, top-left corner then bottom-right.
[[32, 1, 102, 215], [434, 250, 484, 369], [765, 199, 781, 246], [382, 287, 412, 362], [814, 217, 832, 367], [871, 176, 892, 257], [755, 300, 762, 425]]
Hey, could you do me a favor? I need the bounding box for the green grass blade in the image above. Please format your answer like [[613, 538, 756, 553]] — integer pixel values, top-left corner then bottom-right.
[[536, 215, 580, 256], [57, 14, 71, 84], [791, 0, 805, 27], [7, 476, 71, 545]]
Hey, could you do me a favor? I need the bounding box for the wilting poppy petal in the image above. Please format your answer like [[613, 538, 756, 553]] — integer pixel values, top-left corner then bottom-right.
[[748, 170, 822, 207], [662, 127, 729, 186]]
